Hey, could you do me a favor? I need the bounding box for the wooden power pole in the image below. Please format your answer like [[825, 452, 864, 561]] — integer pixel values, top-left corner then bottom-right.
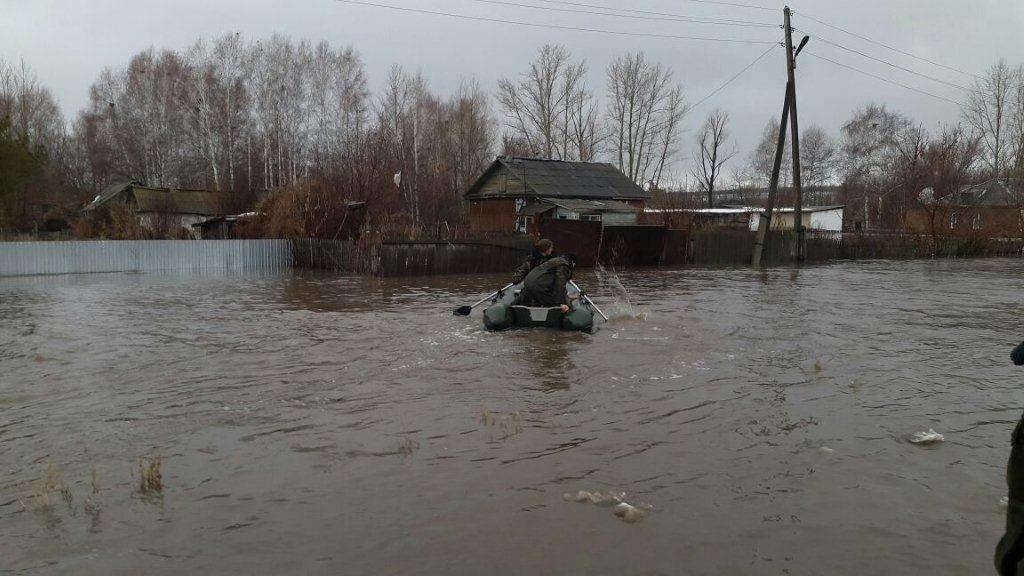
[[753, 6, 808, 267], [752, 82, 791, 267], [784, 6, 806, 262]]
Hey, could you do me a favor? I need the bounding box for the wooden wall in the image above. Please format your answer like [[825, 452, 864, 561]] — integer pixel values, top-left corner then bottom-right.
[[469, 198, 518, 234]]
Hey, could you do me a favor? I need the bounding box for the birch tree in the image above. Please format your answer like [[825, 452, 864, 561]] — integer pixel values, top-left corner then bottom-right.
[[606, 51, 687, 187], [693, 109, 734, 208], [966, 60, 1016, 180], [497, 44, 598, 161]]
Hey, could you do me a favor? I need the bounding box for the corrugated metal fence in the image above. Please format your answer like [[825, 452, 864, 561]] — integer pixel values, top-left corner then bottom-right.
[[0, 240, 293, 277]]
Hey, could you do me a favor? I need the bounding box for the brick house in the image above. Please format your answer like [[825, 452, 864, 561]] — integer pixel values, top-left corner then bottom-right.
[[907, 180, 1023, 237]]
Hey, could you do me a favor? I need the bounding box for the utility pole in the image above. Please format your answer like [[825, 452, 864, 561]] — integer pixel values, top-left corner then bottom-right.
[[784, 6, 806, 262], [753, 6, 809, 267], [752, 82, 791, 267]]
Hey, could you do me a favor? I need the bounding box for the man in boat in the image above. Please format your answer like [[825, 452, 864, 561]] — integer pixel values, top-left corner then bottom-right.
[[996, 341, 1024, 575], [517, 253, 577, 313], [511, 238, 555, 284]]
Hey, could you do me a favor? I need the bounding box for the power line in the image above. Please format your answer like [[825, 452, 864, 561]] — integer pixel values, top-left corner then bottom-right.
[[691, 44, 779, 111], [530, 0, 777, 22], [801, 32, 972, 92], [804, 51, 965, 108], [335, 0, 779, 44], [793, 9, 980, 80], [558, 0, 778, 12], [464, 0, 779, 28]]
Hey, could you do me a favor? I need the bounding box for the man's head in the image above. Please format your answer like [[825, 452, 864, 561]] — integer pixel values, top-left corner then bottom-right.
[[1013, 342, 1024, 366], [536, 238, 554, 256], [561, 253, 577, 269]]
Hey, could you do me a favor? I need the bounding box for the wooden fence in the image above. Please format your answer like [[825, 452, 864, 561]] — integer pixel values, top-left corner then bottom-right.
[[689, 230, 1024, 266], [290, 229, 1024, 276], [291, 237, 532, 276]]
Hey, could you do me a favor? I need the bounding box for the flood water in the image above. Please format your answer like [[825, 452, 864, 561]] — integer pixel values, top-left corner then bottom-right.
[[2, 259, 1023, 575]]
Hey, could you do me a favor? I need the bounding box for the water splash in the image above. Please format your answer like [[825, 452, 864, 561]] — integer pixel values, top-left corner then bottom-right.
[[595, 264, 646, 321]]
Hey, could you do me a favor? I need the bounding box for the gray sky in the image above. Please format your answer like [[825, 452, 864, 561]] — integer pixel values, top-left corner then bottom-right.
[[3, 0, 1023, 183]]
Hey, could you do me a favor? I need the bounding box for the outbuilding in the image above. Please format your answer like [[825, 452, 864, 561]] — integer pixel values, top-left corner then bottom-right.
[[83, 182, 234, 237]]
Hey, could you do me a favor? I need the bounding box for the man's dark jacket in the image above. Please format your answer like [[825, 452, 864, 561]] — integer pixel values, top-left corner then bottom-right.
[[519, 256, 572, 307], [511, 251, 551, 284], [996, 342, 1024, 575]]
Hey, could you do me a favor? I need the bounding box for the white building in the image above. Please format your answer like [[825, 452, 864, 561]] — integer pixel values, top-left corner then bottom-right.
[[747, 206, 845, 234], [644, 205, 844, 234]]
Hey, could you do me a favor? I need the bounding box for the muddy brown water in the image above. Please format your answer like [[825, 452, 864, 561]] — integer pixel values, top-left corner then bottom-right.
[[2, 259, 1023, 575]]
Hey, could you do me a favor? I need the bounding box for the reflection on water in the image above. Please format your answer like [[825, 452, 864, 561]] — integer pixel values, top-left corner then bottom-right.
[[517, 331, 577, 392], [2, 259, 1024, 574]]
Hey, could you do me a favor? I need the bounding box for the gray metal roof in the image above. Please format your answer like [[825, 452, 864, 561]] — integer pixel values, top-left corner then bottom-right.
[[83, 183, 233, 216], [517, 198, 639, 216], [517, 203, 556, 216], [544, 198, 639, 213], [466, 156, 649, 200], [953, 180, 1021, 206]]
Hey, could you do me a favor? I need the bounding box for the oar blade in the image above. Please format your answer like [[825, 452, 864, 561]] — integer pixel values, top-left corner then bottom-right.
[[454, 306, 473, 316]]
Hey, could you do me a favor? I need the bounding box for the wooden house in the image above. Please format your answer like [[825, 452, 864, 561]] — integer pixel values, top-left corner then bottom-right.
[[464, 157, 649, 234]]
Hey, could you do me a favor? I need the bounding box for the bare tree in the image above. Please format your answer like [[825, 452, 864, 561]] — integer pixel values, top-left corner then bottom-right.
[[801, 125, 837, 203], [748, 117, 790, 189], [497, 44, 598, 161], [908, 126, 980, 253], [606, 51, 688, 187], [693, 109, 735, 208], [966, 60, 1016, 180], [1008, 65, 1024, 182]]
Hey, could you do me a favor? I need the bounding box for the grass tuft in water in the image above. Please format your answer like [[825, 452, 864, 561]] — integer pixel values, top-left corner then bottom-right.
[[397, 438, 420, 456], [480, 409, 524, 439], [137, 457, 163, 496]]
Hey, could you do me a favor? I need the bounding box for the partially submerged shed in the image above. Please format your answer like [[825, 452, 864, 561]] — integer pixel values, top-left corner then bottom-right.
[[83, 182, 235, 237]]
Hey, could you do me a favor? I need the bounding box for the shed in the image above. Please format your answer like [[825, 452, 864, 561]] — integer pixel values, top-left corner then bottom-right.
[[747, 206, 845, 234], [646, 205, 845, 234], [83, 182, 235, 237]]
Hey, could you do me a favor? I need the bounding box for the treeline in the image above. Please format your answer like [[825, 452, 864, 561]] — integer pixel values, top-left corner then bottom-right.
[[681, 60, 1024, 233], [0, 35, 691, 237], [2, 33, 1024, 238]]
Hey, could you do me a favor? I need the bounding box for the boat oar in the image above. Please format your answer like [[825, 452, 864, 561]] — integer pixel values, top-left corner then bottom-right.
[[454, 283, 514, 316], [569, 280, 609, 321]]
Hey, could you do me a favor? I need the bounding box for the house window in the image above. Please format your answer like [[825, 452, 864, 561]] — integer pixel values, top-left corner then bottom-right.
[[556, 214, 568, 220], [582, 214, 601, 222], [949, 212, 958, 230], [972, 213, 982, 230]]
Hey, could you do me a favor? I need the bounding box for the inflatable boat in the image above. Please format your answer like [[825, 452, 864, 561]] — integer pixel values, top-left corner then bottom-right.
[[482, 282, 596, 333]]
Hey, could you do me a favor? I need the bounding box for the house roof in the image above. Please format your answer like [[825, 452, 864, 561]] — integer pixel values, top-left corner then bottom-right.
[[950, 180, 1022, 206], [132, 187, 231, 215], [544, 198, 639, 213], [83, 183, 233, 216], [517, 198, 639, 216], [645, 205, 844, 215], [83, 181, 135, 211], [466, 156, 649, 201], [517, 203, 557, 216]]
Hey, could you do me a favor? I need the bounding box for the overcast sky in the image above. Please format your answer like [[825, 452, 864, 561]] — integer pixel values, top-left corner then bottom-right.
[[3, 0, 1024, 183]]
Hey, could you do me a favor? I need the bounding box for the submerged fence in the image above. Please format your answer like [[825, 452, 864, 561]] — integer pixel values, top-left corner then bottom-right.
[[690, 230, 1024, 266], [3, 232, 1021, 278], [291, 237, 532, 276], [0, 240, 293, 277]]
